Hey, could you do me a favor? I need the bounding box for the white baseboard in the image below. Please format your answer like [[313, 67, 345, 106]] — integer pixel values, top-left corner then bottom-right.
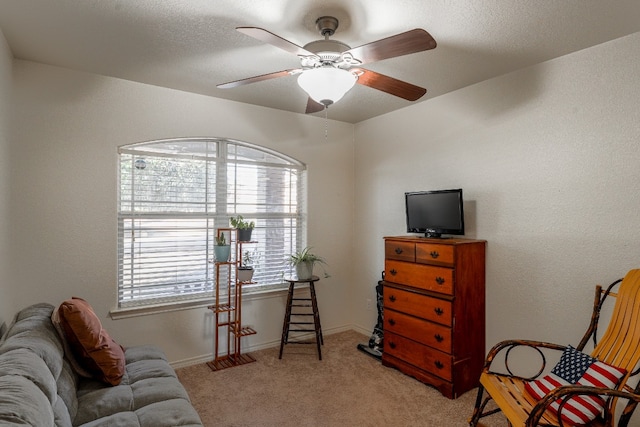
[[170, 324, 364, 369]]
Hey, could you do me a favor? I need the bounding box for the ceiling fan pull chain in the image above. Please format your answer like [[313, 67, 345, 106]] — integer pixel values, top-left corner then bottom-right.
[[324, 106, 328, 140]]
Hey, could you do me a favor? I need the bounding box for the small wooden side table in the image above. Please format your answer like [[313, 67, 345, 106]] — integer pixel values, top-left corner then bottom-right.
[[279, 275, 324, 360]]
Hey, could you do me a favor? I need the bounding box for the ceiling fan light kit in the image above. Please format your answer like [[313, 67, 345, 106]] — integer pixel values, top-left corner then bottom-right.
[[219, 15, 436, 113], [297, 67, 357, 107]]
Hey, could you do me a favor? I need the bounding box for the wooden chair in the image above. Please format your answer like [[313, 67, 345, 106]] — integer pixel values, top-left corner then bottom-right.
[[469, 269, 640, 427]]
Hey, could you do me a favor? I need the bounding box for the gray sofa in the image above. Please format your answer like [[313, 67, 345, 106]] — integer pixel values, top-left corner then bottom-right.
[[0, 303, 203, 426]]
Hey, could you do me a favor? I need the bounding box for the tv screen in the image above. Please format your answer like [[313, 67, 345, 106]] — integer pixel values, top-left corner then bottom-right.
[[405, 189, 464, 238]]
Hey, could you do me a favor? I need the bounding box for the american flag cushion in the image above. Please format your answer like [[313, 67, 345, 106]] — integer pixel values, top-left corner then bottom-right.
[[551, 345, 596, 383], [524, 373, 570, 400], [524, 347, 627, 426], [552, 361, 627, 426]]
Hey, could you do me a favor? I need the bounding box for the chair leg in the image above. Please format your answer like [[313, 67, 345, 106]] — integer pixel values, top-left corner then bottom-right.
[[469, 384, 487, 426], [278, 283, 295, 359], [309, 282, 323, 360], [469, 385, 505, 426]]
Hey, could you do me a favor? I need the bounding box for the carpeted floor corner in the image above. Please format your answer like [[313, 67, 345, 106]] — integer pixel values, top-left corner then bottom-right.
[[176, 330, 503, 427]]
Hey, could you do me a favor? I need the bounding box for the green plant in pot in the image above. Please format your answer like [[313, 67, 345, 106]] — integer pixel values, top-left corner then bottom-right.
[[288, 246, 329, 280], [214, 232, 231, 262], [237, 249, 258, 283], [230, 215, 255, 242]]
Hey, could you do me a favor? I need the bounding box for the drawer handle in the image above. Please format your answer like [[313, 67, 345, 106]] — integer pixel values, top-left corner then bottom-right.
[[389, 318, 396, 326], [435, 276, 445, 285], [390, 269, 397, 276], [395, 247, 403, 254], [435, 361, 444, 370], [434, 307, 444, 316], [430, 251, 439, 259], [389, 341, 396, 349], [435, 334, 444, 342], [389, 295, 396, 302]]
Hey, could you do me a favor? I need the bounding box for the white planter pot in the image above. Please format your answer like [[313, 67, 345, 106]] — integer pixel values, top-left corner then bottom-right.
[[295, 261, 314, 280], [237, 268, 254, 283]]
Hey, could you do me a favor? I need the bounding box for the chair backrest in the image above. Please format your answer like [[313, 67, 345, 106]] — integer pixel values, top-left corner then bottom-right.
[[553, 270, 640, 426], [591, 269, 640, 373]]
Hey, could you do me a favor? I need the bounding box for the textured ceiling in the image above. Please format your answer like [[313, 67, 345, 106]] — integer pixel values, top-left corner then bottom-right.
[[1, 1, 639, 123]]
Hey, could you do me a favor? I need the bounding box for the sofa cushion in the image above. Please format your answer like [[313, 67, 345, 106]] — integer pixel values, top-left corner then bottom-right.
[[75, 399, 203, 427], [57, 358, 80, 422], [74, 346, 203, 426], [0, 375, 55, 426], [0, 305, 65, 378], [0, 303, 79, 425], [75, 411, 142, 427], [53, 395, 74, 427], [75, 401, 203, 427], [56, 298, 125, 386], [74, 381, 134, 425], [134, 398, 205, 427], [0, 348, 57, 403]]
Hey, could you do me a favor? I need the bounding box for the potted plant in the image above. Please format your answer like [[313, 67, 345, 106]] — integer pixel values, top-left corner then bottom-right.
[[288, 246, 329, 280], [230, 215, 255, 242], [237, 249, 258, 283], [213, 232, 231, 262]]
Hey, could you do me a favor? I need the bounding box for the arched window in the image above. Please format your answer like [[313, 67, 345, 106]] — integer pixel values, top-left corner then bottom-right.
[[117, 138, 306, 308]]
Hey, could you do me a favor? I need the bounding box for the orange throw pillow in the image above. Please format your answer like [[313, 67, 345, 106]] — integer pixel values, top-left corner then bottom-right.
[[57, 297, 125, 385]]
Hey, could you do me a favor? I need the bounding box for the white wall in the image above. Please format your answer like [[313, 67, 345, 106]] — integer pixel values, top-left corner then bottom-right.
[[7, 26, 640, 391], [0, 28, 12, 331], [353, 32, 640, 352], [9, 61, 354, 363]]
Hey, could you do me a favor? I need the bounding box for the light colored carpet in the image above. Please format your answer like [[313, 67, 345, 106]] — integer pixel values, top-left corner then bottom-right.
[[176, 330, 503, 427]]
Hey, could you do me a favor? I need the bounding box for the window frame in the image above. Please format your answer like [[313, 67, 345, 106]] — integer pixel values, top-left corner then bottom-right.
[[114, 137, 307, 315]]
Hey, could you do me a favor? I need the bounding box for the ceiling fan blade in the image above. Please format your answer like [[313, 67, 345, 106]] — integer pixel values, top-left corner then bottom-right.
[[305, 98, 325, 114], [217, 69, 301, 89], [355, 68, 426, 101], [345, 29, 436, 65], [237, 27, 314, 57]]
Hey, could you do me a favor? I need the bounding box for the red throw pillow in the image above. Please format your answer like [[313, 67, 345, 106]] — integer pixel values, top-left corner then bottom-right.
[[57, 297, 125, 385]]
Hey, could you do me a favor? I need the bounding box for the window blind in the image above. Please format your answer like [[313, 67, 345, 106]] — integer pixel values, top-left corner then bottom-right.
[[118, 138, 306, 308]]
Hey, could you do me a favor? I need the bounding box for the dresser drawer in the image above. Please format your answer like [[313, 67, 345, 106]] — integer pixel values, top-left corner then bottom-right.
[[385, 260, 454, 296], [385, 331, 452, 381], [384, 285, 452, 326], [385, 240, 415, 262], [416, 243, 454, 266], [385, 309, 452, 353]]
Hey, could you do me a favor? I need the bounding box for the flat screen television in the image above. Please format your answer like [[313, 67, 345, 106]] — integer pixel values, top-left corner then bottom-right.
[[405, 189, 465, 238]]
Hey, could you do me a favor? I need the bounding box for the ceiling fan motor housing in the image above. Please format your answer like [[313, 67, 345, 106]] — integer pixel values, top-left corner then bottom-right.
[[303, 40, 350, 60], [302, 16, 355, 68], [316, 16, 339, 37]]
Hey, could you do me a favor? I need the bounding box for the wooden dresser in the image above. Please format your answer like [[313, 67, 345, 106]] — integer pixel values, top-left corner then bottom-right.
[[382, 236, 486, 399]]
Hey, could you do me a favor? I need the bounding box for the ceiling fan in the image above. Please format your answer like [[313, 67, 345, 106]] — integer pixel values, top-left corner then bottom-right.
[[218, 16, 437, 114]]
